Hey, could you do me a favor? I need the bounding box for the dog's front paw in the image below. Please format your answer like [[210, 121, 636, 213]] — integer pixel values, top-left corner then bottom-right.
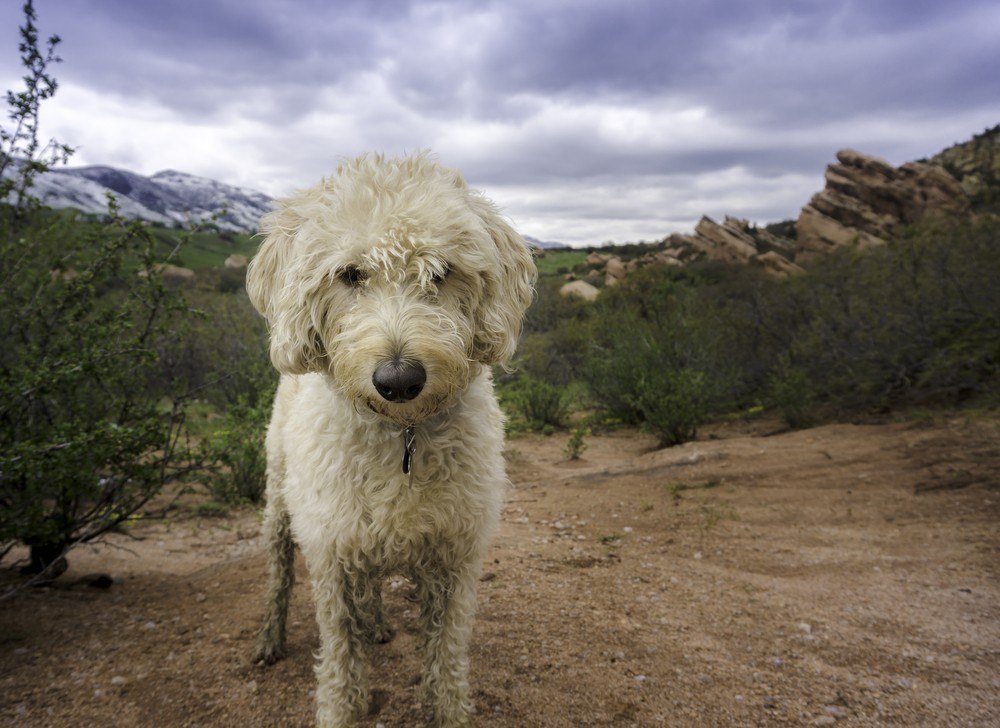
[[363, 621, 395, 645], [252, 638, 286, 666]]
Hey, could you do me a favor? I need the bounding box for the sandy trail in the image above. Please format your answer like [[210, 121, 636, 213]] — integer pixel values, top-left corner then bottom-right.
[[2, 418, 998, 726]]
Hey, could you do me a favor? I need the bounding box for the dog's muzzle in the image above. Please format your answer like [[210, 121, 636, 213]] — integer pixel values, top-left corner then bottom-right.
[[372, 359, 427, 403]]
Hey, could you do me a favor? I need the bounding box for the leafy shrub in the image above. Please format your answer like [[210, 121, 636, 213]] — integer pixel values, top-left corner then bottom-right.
[[202, 383, 275, 505], [632, 367, 712, 447], [0, 3, 196, 579], [582, 267, 731, 444], [768, 360, 817, 429], [0, 204, 195, 575], [501, 375, 568, 430], [564, 426, 589, 459], [763, 218, 1000, 412], [159, 289, 272, 411]]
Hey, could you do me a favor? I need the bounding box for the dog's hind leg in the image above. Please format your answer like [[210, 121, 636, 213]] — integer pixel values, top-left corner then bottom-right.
[[354, 571, 394, 645], [252, 489, 296, 665]]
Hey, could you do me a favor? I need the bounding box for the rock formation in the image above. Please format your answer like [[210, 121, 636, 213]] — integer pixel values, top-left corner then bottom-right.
[[565, 215, 804, 287], [550, 128, 990, 298], [796, 149, 969, 258]]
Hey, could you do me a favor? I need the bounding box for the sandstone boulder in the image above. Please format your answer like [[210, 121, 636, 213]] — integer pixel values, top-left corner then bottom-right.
[[665, 216, 761, 265], [139, 263, 196, 286], [224, 254, 248, 269], [755, 251, 804, 278], [604, 256, 626, 286], [559, 280, 600, 301], [693, 216, 759, 263]]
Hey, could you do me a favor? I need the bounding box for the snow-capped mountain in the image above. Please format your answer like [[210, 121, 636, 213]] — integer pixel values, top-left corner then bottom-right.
[[8, 163, 274, 232], [523, 235, 570, 250]]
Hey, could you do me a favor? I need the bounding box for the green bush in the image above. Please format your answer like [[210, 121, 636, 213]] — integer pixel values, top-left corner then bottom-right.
[[763, 218, 1000, 412], [202, 383, 275, 505], [632, 367, 712, 447], [582, 267, 732, 444], [564, 426, 589, 459], [160, 289, 272, 410], [501, 375, 568, 430], [0, 204, 195, 575], [768, 360, 817, 429], [0, 3, 197, 578]]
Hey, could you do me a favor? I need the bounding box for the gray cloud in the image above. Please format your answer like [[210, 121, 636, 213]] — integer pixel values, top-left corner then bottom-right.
[[1, 0, 997, 245]]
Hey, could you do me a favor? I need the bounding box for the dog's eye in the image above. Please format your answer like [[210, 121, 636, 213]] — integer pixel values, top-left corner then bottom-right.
[[431, 266, 450, 286], [338, 265, 367, 287]]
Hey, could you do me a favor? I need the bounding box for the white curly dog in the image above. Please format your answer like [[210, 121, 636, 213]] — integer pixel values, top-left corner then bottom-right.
[[246, 152, 535, 727]]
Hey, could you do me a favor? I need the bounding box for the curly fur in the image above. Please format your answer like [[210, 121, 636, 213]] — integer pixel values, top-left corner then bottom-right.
[[247, 152, 535, 727]]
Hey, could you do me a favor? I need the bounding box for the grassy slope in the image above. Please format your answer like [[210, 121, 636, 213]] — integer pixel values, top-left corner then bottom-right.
[[533, 248, 589, 276], [150, 227, 260, 270]]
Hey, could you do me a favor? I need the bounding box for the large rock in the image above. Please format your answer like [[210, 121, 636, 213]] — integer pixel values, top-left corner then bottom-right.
[[559, 280, 600, 301], [604, 256, 626, 286], [664, 216, 769, 265], [755, 251, 804, 278], [690, 216, 759, 263], [139, 263, 196, 286], [224, 254, 248, 270], [796, 149, 969, 258]]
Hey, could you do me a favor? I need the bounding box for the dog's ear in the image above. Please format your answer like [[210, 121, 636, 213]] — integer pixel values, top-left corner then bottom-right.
[[247, 204, 326, 374], [467, 196, 537, 366]]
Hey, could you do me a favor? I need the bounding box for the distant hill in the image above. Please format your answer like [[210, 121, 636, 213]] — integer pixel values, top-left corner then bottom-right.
[[4, 162, 274, 233]]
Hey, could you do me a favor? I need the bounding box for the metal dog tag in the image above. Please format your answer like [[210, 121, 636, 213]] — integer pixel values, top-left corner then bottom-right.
[[402, 426, 416, 475]]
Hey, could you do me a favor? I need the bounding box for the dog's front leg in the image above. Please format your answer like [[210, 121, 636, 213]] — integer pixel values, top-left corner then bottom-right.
[[415, 560, 479, 727], [312, 563, 368, 728], [252, 491, 295, 664]]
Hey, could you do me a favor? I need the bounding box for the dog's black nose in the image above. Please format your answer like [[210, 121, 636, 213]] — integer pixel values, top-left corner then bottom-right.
[[372, 360, 427, 402]]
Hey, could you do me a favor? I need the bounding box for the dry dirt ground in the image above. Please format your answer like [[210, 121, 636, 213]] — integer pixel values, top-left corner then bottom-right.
[[2, 417, 999, 727]]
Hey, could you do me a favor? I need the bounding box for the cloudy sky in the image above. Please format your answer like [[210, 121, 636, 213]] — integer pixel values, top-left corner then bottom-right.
[[1, 1, 997, 245]]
